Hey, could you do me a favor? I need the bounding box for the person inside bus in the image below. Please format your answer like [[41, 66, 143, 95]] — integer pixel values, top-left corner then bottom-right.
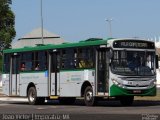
[[35, 63, 40, 70], [20, 63, 26, 71], [146, 54, 151, 68], [85, 59, 93, 68], [79, 59, 86, 68], [128, 53, 140, 71]]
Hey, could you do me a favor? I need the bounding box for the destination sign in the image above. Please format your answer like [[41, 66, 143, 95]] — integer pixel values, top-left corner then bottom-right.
[[113, 40, 155, 49]]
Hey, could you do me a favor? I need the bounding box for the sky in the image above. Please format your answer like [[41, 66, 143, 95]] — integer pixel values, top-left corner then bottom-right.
[[11, 0, 160, 43]]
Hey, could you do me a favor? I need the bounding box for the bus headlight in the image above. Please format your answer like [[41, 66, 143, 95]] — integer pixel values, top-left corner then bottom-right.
[[149, 81, 156, 88], [111, 79, 126, 88], [111, 79, 119, 85]]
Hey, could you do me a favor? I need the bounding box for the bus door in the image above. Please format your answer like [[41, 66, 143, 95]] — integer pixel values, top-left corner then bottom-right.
[[10, 54, 20, 96], [49, 50, 60, 96], [96, 49, 109, 94]]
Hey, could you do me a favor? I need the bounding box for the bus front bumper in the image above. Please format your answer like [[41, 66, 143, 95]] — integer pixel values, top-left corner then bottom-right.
[[110, 84, 156, 96]]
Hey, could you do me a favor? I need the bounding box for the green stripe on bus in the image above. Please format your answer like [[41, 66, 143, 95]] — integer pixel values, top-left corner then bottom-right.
[[3, 38, 111, 53], [110, 84, 156, 96]]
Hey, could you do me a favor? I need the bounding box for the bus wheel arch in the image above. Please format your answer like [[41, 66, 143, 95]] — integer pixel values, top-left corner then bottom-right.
[[81, 81, 92, 97], [27, 82, 36, 96]]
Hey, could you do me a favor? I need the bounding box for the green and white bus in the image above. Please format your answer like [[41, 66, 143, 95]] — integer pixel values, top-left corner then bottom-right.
[[2, 38, 158, 106]]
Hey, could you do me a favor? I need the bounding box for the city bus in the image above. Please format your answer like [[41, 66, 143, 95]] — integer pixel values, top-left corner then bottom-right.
[[2, 38, 158, 106]]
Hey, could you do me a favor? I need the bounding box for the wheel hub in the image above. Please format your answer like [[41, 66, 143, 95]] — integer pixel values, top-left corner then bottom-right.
[[86, 91, 93, 101], [29, 92, 35, 102]]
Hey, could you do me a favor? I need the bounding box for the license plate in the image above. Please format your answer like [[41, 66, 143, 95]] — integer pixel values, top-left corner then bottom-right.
[[133, 90, 141, 94]]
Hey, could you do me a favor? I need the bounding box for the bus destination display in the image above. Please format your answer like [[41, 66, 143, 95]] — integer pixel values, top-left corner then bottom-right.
[[113, 40, 155, 49]]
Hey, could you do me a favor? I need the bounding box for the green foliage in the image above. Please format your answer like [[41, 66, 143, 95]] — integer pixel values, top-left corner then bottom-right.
[[0, 0, 16, 51]]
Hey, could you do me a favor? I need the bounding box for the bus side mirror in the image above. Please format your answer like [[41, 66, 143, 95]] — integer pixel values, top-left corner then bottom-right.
[[108, 49, 113, 59], [107, 48, 113, 59], [156, 55, 159, 69]]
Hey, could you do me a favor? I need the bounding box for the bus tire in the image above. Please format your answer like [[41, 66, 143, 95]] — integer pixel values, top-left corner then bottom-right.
[[120, 96, 134, 106], [28, 87, 45, 105], [84, 86, 96, 106]]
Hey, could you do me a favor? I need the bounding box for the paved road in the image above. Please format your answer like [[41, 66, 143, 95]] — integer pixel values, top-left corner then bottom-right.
[[0, 98, 160, 120]]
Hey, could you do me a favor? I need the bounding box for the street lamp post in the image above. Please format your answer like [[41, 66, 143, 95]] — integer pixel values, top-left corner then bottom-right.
[[40, 0, 44, 44], [106, 18, 113, 38]]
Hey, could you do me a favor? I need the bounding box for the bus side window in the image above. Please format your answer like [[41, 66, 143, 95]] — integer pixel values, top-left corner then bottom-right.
[[61, 50, 66, 69], [20, 52, 33, 72], [76, 47, 95, 69], [38, 51, 47, 70], [34, 51, 48, 71], [3, 54, 10, 73], [60, 49, 75, 69], [59, 48, 95, 69], [77, 49, 84, 68]]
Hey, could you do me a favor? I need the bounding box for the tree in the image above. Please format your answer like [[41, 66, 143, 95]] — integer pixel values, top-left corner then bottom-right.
[[0, 0, 16, 52]]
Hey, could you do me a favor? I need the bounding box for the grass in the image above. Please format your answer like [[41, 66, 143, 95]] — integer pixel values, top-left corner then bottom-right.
[[135, 89, 160, 101]]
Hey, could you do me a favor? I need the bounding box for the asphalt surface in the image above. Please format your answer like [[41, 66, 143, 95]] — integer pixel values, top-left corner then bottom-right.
[[0, 98, 160, 120]]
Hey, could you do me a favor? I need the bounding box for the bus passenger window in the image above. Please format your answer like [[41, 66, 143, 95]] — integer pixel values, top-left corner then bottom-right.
[[76, 47, 95, 69], [25, 62, 32, 70], [3, 54, 10, 73], [34, 51, 48, 71], [60, 49, 75, 69]]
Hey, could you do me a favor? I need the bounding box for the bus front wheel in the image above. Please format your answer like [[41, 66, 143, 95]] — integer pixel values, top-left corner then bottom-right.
[[28, 87, 45, 105], [84, 86, 96, 106]]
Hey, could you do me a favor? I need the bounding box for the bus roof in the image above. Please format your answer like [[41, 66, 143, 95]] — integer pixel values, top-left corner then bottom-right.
[[3, 38, 112, 54]]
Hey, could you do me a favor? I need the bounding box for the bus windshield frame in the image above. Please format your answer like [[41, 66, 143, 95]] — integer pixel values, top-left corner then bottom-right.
[[111, 50, 156, 76]]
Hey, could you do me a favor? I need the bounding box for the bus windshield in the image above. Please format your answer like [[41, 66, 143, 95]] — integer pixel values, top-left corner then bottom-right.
[[111, 50, 155, 76]]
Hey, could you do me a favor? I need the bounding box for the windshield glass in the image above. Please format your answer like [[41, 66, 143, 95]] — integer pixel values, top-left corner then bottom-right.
[[111, 50, 155, 76]]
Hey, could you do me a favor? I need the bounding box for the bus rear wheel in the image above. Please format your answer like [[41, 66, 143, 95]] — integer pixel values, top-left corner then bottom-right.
[[28, 87, 45, 105], [119, 96, 134, 106], [84, 86, 96, 106]]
